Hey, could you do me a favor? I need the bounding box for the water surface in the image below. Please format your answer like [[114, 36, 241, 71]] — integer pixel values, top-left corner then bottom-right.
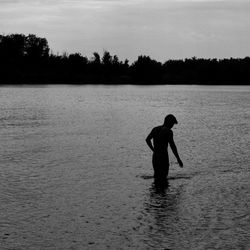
[[0, 85, 249, 249]]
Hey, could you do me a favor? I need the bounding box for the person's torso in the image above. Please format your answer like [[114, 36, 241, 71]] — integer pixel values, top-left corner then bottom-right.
[[152, 126, 172, 154]]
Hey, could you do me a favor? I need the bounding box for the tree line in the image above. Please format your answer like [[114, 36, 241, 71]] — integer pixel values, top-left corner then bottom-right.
[[0, 33, 250, 85]]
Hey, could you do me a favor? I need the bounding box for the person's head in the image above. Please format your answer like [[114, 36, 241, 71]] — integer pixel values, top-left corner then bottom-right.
[[163, 114, 178, 128]]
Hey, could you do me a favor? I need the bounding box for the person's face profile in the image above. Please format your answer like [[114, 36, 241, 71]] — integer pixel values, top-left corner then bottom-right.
[[167, 122, 174, 129]]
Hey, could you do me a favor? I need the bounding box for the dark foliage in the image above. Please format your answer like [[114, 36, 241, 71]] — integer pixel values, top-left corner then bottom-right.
[[0, 33, 250, 85]]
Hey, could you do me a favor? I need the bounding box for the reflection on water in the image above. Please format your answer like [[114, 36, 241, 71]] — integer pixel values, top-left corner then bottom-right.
[[142, 181, 184, 249], [0, 85, 250, 249], [142, 171, 250, 249]]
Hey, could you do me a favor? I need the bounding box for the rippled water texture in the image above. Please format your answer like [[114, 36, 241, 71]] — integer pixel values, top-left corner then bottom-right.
[[0, 85, 250, 249]]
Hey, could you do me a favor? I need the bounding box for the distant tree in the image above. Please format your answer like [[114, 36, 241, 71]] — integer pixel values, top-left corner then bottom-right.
[[112, 55, 119, 65], [124, 59, 129, 67], [131, 55, 162, 83], [68, 53, 88, 65], [102, 51, 112, 65], [25, 34, 49, 59], [0, 34, 26, 60], [123, 59, 130, 72], [62, 51, 68, 59], [1, 33, 250, 85], [68, 52, 88, 77], [92, 52, 101, 65]]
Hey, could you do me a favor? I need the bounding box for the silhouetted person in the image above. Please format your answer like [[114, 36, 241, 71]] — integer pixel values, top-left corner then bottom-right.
[[146, 114, 183, 182]]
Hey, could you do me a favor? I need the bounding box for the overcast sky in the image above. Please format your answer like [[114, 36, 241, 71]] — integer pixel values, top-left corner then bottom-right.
[[0, 0, 250, 62]]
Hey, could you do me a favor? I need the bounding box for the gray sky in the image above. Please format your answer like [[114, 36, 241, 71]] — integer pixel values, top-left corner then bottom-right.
[[0, 0, 250, 62]]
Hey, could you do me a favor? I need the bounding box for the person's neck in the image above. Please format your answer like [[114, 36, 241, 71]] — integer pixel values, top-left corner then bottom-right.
[[162, 125, 171, 129]]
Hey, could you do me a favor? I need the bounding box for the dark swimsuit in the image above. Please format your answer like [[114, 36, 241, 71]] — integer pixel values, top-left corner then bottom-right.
[[152, 152, 169, 180], [150, 126, 172, 180]]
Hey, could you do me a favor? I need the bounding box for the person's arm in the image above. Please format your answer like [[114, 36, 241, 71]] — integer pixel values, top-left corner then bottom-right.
[[146, 129, 155, 152], [169, 130, 183, 167]]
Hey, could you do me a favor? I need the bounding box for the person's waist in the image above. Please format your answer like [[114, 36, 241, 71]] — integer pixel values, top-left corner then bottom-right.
[[153, 150, 168, 155]]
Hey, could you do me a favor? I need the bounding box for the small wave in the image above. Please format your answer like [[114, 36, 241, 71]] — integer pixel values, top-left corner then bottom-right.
[[168, 175, 192, 180], [138, 174, 192, 181], [138, 175, 154, 180]]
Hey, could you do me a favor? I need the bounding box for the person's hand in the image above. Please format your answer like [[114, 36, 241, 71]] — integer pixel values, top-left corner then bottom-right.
[[178, 159, 183, 168]]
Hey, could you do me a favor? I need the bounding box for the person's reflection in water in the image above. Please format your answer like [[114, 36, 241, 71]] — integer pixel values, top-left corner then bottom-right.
[[146, 114, 183, 183], [154, 179, 169, 193], [142, 182, 184, 249]]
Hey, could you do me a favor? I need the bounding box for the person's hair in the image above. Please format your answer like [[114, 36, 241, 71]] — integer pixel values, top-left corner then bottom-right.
[[164, 114, 178, 126]]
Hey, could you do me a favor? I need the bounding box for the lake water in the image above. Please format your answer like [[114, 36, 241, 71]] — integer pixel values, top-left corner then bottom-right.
[[0, 85, 249, 249]]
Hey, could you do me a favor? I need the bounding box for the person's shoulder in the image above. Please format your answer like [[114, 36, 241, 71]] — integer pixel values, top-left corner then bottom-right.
[[152, 125, 162, 132], [150, 125, 162, 135]]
